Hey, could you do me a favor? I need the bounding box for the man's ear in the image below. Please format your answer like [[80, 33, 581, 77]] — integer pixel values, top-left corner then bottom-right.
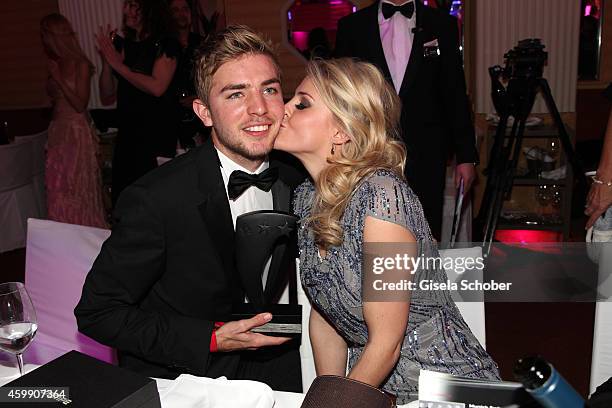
[[193, 99, 213, 127]]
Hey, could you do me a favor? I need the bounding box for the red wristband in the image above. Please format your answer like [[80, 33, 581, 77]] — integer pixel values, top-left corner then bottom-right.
[[209, 322, 225, 353]]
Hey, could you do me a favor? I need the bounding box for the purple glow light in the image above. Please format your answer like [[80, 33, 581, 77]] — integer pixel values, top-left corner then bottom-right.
[[288, 11, 292, 21], [352, 6, 357, 12], [585, 4, 592, 16], [329, 0, 343, 4]]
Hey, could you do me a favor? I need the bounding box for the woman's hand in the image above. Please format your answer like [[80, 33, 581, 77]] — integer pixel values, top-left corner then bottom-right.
[[95, 25, 124, 70], [586, 182, 612, 229]]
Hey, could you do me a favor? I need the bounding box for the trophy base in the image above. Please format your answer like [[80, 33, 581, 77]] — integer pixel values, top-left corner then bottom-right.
[[231, 303, 302, 337]]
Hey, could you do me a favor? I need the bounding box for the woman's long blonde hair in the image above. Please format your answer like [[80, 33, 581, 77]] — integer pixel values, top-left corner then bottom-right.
[[306, 58, 406, 250], [40, 13, 93, 71]]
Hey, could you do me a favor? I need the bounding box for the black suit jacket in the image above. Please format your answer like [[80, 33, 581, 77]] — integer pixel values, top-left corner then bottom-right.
[[335, 1, 477, 165], [335, 1, 478, 237], [75, 139, 303, 388]]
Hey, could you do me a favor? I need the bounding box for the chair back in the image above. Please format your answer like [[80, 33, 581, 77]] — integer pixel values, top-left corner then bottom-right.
[[0, 131, 47, 252], [439, 246, 487, 348], [0, 141, 32, 193], [24, 218, 116, 364], [296, 260, 317, 392]]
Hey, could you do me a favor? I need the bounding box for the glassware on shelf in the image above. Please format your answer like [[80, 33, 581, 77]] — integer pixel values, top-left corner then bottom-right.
[[535, 183, 553, 208], [546, 137, 560, 160], [551, 184, 562, 209]]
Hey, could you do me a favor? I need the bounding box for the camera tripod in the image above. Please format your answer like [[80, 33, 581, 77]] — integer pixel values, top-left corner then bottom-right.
[[476, 72, 585, 255]]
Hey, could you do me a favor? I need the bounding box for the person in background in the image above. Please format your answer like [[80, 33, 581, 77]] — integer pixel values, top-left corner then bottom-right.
[[96, 0, 180, 205], [302, 27, 331, 60], [76, 25, 302, 392], [585, 85, 612, 229], [334, 0, 478, 240], [276, 58, 498, 404], [41, 13, 108, 228], [169, 0, 206, 149]]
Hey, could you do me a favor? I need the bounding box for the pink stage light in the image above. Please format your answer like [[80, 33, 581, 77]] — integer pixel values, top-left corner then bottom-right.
[[494, 229, 561, 244], [291, 31, 309, 51]]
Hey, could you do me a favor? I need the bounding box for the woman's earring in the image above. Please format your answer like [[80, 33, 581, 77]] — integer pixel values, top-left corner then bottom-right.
[[331, 144, 336, 155]]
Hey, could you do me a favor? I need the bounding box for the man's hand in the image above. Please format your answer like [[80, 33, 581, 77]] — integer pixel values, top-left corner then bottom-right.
[[215, 313, 290, 352], [455, 163, 477, 193], [586, 182, 612, 229]]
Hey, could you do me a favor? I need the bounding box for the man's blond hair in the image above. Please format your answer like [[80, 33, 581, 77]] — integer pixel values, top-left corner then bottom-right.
[[194, 25, 280, 106]]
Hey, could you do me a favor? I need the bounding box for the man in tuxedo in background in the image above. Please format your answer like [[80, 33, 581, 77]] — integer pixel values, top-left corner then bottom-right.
[[75, 25, 302, 392], [335, 0, 478, 240]]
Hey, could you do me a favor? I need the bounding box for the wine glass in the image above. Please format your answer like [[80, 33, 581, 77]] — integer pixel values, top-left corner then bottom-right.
[[546, 138, 560, 160], [551, 184, 562, 209], [535, 183, 552, 218], [0, 282, 37, 376]]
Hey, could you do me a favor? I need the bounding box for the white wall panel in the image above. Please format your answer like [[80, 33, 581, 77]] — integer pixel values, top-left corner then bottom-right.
[[475, 0, 580, 114]]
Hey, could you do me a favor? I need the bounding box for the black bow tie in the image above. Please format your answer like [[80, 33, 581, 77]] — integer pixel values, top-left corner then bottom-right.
[[227, 167, 278, 200], [382, 1, 415, 19]]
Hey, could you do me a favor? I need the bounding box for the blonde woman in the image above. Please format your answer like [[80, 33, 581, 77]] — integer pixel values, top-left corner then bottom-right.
[[275, 58, 499, 404], [41, 13, 107, 228]]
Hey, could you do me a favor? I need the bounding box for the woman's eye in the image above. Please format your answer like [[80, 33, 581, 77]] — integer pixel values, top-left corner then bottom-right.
[[295, 101, 309, 110]]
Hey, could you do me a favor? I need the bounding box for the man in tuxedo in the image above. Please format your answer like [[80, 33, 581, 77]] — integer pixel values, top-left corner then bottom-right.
[[75, 25, 302, 392], [334, 0, 478, 240]]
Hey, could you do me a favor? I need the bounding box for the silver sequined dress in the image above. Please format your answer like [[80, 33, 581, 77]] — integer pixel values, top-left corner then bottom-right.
[[294, 169, 500, 404]]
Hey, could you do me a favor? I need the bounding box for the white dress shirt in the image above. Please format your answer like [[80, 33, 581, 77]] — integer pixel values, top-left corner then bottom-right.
[[378, 0, 416, 93], [217, 148, 274, 288]]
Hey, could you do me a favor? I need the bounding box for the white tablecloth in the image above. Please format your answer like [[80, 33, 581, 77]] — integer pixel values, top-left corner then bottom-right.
[[0, 359, 418, 407], [0, 131, 47, 252]]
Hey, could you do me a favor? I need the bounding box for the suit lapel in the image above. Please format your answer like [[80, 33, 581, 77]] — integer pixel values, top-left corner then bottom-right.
[[195, 139, 236, 281], [399, 1, 427, 96]]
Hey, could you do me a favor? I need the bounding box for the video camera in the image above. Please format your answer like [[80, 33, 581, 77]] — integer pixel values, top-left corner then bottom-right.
[[502, 38, 548, 80], [489, 39, 548, 118]]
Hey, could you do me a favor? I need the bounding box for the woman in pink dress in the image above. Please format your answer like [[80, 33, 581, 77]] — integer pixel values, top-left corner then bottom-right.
[[41, 14, 107, 228]]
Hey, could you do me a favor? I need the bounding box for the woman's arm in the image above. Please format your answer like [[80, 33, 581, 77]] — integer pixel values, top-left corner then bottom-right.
[[310, 306, 348, 376], [98, 60, 117, 106], [95, 26, 177, 98], [347, 216, 413, 387], [112, 55, 177, 97], [49, 60, 91, 113]]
